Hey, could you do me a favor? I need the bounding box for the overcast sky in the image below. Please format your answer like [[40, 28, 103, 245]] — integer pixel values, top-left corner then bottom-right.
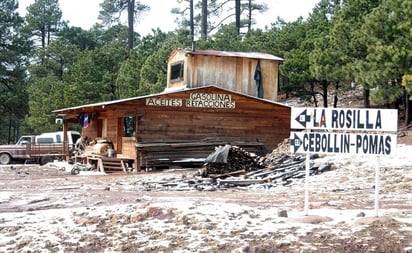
[[18, 0, 320, 36]]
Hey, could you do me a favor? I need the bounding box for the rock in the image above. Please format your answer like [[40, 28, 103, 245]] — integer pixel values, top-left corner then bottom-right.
[[277, 209, 288, 218], [356, 211, 366, 217], [16, 235, 33, 248], [76, 217, 89, 226], [130, 213, 146, 223]]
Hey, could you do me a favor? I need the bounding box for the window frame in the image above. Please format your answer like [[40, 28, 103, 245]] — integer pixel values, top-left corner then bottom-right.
[[170, 61, 184, 82]]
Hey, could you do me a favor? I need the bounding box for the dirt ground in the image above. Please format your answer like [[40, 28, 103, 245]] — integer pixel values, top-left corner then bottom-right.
[[0, 137, 411, 252]]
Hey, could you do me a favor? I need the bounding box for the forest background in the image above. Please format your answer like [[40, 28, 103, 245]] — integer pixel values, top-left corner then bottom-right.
[[1, 0, 411, 144]]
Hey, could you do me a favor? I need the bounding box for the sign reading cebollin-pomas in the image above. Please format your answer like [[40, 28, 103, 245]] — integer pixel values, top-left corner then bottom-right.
[[291, 107, 398, 132], [290, 132, 397, 156]]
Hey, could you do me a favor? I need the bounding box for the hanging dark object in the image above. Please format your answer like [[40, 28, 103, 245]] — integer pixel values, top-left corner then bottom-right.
[[254, 61, 263, 98], [79, 113, 90, 128]]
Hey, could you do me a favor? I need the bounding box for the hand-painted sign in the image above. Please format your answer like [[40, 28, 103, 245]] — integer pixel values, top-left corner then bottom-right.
[[146, 93, 236, 109], [290, 131, 397, 156], [146, 98, 182, 107], [186, 93, 235, 108], [291, 107, 398, 132]]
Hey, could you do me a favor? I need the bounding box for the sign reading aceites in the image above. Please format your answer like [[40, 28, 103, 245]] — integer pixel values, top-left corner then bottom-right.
[[291, 107, 398, 132]]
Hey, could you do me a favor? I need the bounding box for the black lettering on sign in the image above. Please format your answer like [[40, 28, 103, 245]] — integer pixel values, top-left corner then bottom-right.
[[146, 98, 182, 107], [303, 133, 350, 154], [186, 93, 236, 109], [331, 109, 383, 130], [355, 134, 392, 155]]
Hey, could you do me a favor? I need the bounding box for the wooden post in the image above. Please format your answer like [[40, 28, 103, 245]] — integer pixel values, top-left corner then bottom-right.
[[63, 119, 69, 160]]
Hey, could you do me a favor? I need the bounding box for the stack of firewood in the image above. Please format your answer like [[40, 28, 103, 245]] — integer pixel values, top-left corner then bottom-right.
[[196, 144, 332, 185], [199, 145, 264, 177], [140, 146, 333, 191]]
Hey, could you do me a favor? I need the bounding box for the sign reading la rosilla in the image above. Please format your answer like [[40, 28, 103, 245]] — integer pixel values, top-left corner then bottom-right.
[[290, 107, 398, 156]]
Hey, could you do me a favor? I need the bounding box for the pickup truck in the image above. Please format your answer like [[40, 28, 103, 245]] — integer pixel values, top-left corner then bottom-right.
[[0, 131, 81, 165]]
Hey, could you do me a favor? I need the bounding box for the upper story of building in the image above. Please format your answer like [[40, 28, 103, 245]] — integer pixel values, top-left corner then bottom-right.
[[165, 48, 283, 101]]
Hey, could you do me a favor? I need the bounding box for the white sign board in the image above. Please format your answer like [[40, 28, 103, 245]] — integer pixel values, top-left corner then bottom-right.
[[291, 107, 398, 131], [290, 131, 397, 156]]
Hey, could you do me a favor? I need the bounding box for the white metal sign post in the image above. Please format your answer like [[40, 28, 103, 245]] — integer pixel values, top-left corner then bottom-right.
[[290, 107, 398, 216]]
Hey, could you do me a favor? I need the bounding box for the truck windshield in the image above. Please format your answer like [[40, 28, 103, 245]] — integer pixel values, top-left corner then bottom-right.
[[17, 136, 32, 145]]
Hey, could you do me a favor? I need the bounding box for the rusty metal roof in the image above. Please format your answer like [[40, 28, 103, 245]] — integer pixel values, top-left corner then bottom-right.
[[52, 85, 290, 115], [166, 48, 283, 63]]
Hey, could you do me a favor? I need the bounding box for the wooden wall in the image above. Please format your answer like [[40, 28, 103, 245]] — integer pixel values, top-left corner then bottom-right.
[[61, 86, 290, 169], [118, 86, 290, 152], [166, 50, 280, 101]]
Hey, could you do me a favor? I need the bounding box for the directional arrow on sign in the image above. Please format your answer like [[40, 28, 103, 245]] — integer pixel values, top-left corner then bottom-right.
[[290, 133, 303, 153], [294, 109, 311, 128]]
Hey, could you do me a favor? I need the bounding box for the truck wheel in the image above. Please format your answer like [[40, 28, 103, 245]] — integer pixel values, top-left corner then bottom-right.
[[40, 156, 53, 165], [0, 153, 12, 165], [71, 167, 80, 175]]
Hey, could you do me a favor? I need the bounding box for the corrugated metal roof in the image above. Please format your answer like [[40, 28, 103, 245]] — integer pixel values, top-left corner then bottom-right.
[[53, 85, 290, 114], [166, 48, 284, 63]]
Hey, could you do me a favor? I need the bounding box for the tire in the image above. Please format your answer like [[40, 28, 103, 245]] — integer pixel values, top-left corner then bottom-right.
[[40, 156, 53, 165], [0, 153, 12, 165], [71, 167, 80, 175]]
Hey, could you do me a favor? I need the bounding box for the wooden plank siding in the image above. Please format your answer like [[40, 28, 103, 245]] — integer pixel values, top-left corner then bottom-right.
[[166, 49, 283, 101], [54, 86, 290, 171]]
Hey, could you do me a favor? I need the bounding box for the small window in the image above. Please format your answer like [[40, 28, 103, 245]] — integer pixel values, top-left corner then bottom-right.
[[170, 61, 184, 81], [123, 116, 136, 137], [37, 138, 54, 144]]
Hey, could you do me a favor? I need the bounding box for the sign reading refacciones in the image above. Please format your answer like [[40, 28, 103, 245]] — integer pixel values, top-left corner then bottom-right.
[[291, 107, 398, 132], [145, 92, 236, 109], [290, 131, 397, 156]]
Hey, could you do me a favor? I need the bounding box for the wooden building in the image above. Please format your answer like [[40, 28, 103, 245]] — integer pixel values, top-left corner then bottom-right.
[[166, 48, 283, 101], [54, 86, 291, 172]]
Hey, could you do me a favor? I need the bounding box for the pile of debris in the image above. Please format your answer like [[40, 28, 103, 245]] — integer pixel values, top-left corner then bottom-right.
[[142, 143, 333, 191], [199, 145, 263, 177]]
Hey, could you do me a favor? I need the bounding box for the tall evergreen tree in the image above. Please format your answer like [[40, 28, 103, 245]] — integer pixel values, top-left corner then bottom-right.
[[356, 0, 412, 122], [172, 0, 267, 39], [26, 38, 80, 133], [98, 0, 150, 49], [0, 0, 32, 143], [331, 0, 381, 108], [23, 0, 63, 48]]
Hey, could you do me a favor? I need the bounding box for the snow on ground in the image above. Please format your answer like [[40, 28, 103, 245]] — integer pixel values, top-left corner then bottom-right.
[[0, 145, 411, 252]]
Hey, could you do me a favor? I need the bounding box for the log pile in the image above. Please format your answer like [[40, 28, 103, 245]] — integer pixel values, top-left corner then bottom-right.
[[200, 145, 264, 177], [217, 153, 331, 188], [141, 143, 333, 191]]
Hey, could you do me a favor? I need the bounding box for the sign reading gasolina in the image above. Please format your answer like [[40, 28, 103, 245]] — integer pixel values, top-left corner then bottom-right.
[[145, 93, 236, 109], [290, 107, 398, 156]]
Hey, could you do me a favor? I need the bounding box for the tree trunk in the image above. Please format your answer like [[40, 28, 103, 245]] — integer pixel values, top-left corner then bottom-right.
[[41, 27, 46, 48], [127, 0, 135, 50], [235, 0, 241, 35], [190, 0, 194, 43], [333, 83, 339, 108], [322, 80, 328, 108], [200, 0, 207, 39], [310, 82, 318, 107], [248, 0, 252, 32], [405, 91, 412, 126], [363, 88, 370, 108]]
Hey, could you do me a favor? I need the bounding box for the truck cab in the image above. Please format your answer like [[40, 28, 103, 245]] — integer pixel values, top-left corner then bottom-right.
[[0, 131, 81, 165], [16, 136, 36, 145]]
